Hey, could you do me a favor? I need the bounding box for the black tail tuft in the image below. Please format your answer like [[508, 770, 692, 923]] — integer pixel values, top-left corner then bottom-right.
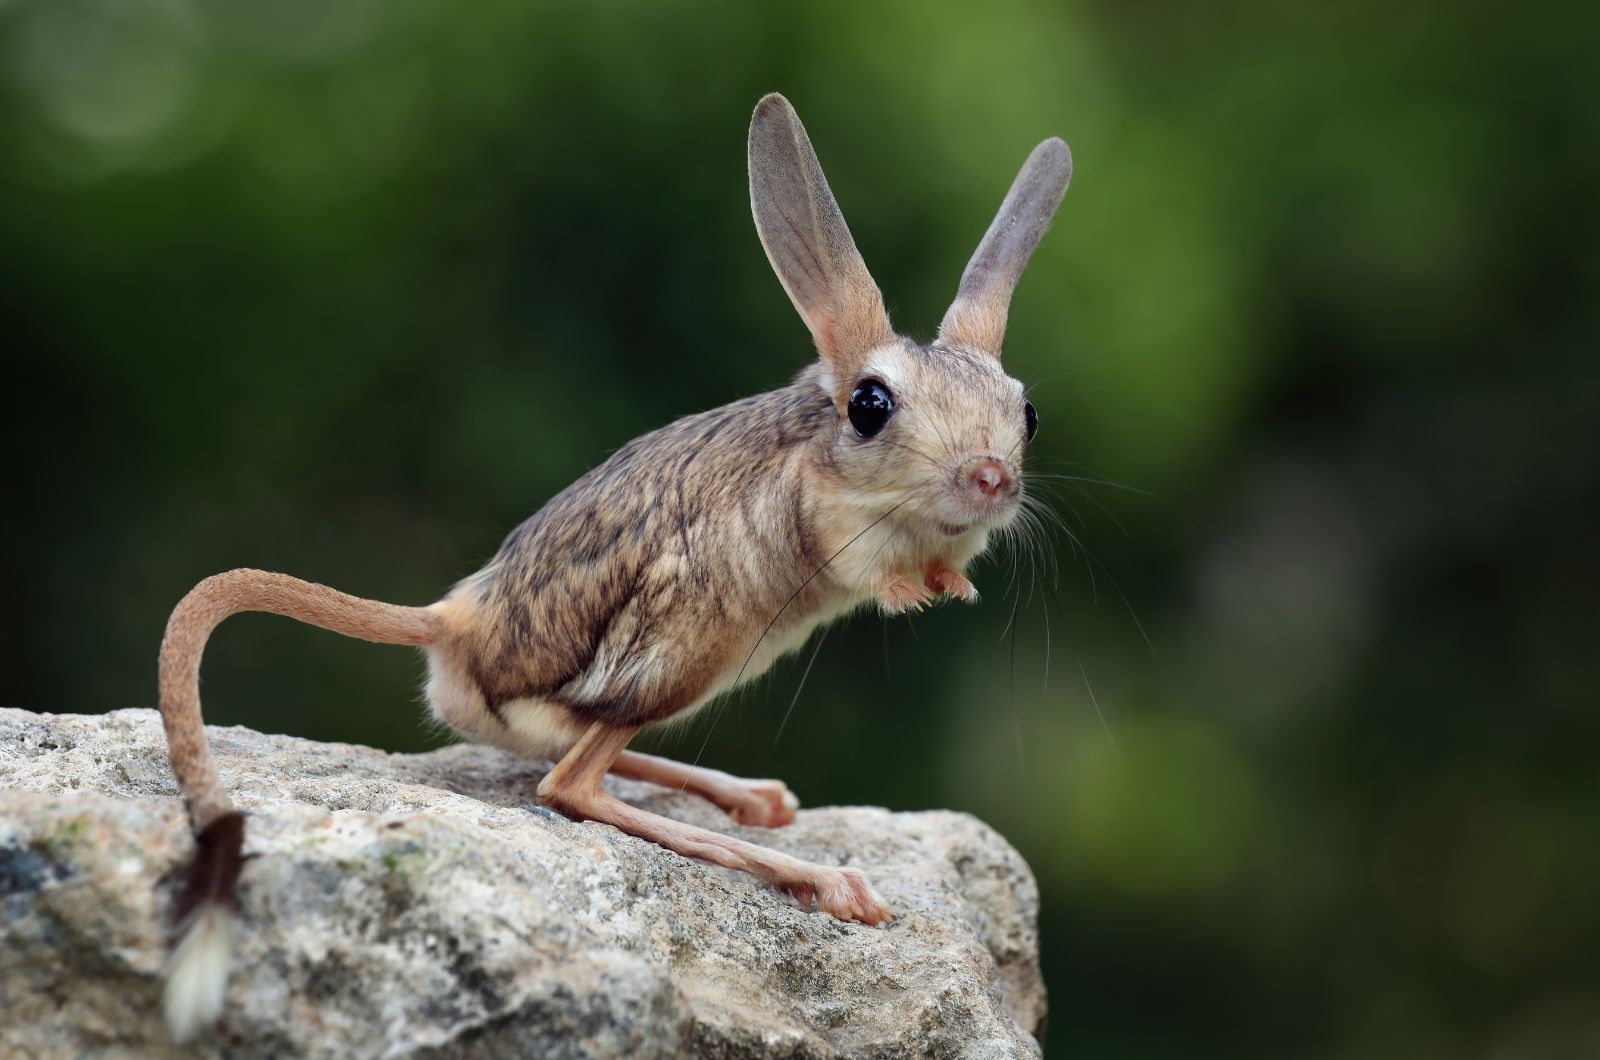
[[164, 810, 247, 1042], [171, 811, 246, 936]]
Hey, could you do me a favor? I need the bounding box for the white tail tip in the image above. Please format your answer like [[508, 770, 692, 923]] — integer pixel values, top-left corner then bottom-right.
[[163, 904, 236, 1042]]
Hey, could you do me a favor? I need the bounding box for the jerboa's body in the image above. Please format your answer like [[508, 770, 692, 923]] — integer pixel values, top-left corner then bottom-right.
[[426, 359, 993, 757], [154, 92, 1072, 1043]]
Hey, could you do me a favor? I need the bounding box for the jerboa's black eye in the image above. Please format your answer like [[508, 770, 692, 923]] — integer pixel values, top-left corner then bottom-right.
[[848, 379, 895, 437], [1023, 400, 1039, 443]]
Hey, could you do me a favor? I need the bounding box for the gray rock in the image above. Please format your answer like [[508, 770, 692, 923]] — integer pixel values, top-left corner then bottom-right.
[[0, 708, 1045, 1058]]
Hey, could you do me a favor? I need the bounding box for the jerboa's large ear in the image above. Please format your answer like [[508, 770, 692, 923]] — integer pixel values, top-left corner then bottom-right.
[[749, 93, 895, 379], [939, 138, 1072, 358]]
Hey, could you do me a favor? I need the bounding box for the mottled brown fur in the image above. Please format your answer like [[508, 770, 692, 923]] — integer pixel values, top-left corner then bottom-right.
[[434, 375, 838, 729]]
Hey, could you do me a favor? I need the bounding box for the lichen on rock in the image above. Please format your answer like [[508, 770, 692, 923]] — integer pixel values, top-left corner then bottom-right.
[[0, 708, 1045, 1058]]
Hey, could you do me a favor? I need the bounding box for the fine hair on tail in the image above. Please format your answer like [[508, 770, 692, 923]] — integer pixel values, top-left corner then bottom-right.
[[157, 569, 438, 1042]]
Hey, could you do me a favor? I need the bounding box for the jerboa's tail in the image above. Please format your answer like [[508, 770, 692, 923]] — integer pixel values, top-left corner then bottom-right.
[[157, 569, 438, 1041]]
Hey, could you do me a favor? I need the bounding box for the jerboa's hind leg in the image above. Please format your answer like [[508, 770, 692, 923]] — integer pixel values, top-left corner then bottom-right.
[[610, 750, 799, 828], [542, 723, 888, 925]]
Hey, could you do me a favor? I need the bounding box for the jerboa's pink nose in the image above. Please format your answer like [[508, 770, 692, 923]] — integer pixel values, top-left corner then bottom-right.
[[967, 458, 1011, 498]]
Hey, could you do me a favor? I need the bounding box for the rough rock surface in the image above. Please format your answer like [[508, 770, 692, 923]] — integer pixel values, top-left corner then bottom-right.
[[0, 708, 1045, 1058]]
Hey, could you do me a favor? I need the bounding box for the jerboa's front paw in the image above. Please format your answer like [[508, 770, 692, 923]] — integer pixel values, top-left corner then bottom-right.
[[876, 574, 935, 614]]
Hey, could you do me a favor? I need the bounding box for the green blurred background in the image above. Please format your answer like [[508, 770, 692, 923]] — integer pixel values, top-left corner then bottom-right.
[[3, 0, 1597, 1055]]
